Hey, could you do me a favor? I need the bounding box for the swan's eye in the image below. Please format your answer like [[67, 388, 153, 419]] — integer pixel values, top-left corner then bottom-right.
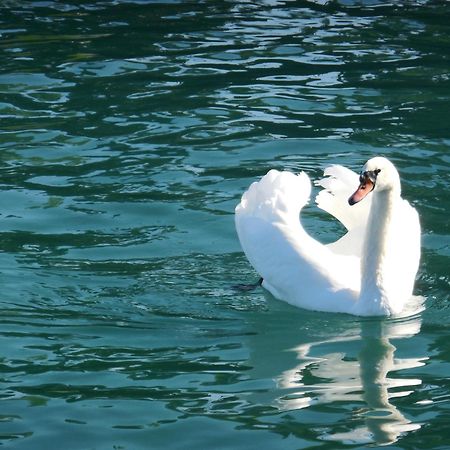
[[374, 169, 381, 175]]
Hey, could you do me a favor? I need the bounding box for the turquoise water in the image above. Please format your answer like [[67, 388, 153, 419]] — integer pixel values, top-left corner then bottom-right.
[[1, 1, 449, 448]]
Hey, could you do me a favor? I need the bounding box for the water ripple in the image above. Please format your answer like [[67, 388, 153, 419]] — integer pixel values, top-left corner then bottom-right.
[[0, 1, 449, 448]]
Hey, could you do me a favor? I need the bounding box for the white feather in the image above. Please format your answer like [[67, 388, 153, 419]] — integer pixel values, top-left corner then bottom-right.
[[235, 158, 421, 316]]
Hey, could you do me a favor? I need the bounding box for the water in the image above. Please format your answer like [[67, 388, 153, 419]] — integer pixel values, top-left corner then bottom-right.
[[0, 1, 449, 448]]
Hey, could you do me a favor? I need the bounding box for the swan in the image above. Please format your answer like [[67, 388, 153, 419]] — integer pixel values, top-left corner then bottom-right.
[[235, 157, 421, 316]]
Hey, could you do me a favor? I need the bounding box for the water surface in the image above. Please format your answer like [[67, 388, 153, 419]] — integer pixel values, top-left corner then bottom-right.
[[0, 1, 449, 449]]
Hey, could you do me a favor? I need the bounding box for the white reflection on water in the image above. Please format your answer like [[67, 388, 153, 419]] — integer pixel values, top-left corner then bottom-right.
[[274, 298, 427, 445]]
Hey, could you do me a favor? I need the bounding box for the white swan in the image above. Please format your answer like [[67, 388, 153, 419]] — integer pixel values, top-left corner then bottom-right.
[[235, 157, 421, 316]]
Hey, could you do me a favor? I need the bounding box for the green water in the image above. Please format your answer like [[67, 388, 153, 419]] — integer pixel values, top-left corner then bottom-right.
[[0, 1, 449, 449]]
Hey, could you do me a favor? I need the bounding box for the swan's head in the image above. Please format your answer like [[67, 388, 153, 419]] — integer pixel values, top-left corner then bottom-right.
[[348, 157, 401, 205]]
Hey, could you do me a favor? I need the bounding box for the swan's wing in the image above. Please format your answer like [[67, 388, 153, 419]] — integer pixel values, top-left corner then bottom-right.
[[315, 165, 372, 257], [315, 165, 372, 231], [235, 170, 358, 313]]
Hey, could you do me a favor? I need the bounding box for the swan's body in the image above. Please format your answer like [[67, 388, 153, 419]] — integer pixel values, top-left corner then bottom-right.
[[235, 157, 420, 316]]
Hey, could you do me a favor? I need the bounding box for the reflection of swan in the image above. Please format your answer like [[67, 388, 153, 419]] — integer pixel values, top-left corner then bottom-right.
[[271, 308, 426, 445], [235, 157, 421, 316], [355, 320, 423, 445]]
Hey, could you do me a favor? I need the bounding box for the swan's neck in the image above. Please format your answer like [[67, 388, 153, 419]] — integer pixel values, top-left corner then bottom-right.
[[359, 188, 399, 314]]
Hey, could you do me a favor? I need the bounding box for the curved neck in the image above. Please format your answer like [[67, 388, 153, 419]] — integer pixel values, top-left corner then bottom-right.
[[359, 188, 399, 313]]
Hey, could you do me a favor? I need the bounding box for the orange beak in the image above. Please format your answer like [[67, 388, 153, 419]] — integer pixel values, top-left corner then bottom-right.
[[348, 176, 374, 205]]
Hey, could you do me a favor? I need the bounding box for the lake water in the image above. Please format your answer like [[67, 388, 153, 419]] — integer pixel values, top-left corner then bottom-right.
[[0, 1, 449, 449]]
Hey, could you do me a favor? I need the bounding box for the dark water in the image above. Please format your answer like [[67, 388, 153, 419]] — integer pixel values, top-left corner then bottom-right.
[[0, 1, 449, 448]]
